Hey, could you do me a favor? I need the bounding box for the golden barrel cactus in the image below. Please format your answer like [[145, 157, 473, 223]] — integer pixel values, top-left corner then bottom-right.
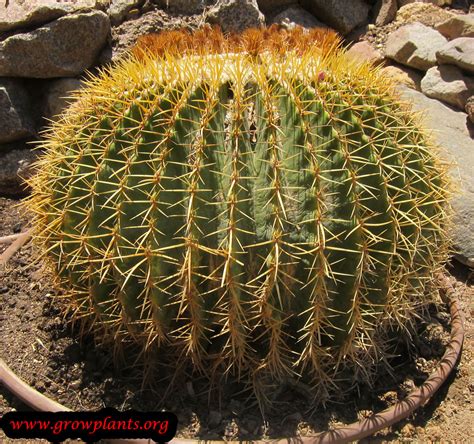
[[26, 27, 451, 401]]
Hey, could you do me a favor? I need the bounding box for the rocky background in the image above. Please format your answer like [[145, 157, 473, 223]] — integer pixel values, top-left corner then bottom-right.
[[0, 0, 473, 266]]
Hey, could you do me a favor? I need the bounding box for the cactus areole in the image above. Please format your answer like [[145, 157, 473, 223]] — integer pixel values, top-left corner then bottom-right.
[[27, 27, 451, 399]]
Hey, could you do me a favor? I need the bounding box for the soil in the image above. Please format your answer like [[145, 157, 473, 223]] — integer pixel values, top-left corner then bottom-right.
[[0, 196, 473, 443]]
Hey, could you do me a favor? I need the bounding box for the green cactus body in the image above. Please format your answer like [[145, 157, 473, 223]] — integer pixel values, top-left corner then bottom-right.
[[27, 28, 450, 396]]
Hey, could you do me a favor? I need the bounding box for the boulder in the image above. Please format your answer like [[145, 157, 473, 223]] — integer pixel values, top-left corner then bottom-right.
[[0, 79, 35, 144], [0, 0, 103, 33], [421, 65, 474, 110], [398, 86, 474, 268], [42, 78, 84, 122], [437, 14, 474, 40], [257, 0, 295, 14], [154, 0, 204, 14], [395, 3, 454, 29], [380, 65, 422, 90], [0, 145, 38, 197], [108, 0, 143, 25], [0, 11, 110, 78], [346, 41, 384, 66], [385, 23, 447, 71], [270, 5, 326, 29], [205, 0, 265, 33], [373, 0, 397, 27], [110, 9, 202, 60], [300, 0, 369, 35], [397, 0, 452, 6], [466, 96, 474, 124], [436, 38, 474, 75]]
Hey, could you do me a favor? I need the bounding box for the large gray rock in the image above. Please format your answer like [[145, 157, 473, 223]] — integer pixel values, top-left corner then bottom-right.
[[42, 78, 84, 122], [0, 0, 103, 33], [108, 0, 142, 25], [0, 79, 35, 144], [0, 145, 38, 197], [398, 0, 452, 6], [205, 0, 265, 33], [300, 0, 369, 35], [436, 38, 474, 75], [374, 0, 397, 27], [421, 65, 474, 110], [437, 14, 474, 40], [154, 0, 204, 14], [270, 5, 326, 29], [385, 23, 447, 71], [257, 0, 295, 14], [398, 86, 474, 268], [0, 11, 110, 78]]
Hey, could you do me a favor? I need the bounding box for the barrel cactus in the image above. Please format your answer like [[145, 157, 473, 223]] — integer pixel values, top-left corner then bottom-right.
[[26, 26, 451, 402]]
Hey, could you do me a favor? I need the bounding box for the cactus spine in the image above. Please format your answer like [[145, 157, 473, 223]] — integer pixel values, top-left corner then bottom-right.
[[26, 27, 451, 399]]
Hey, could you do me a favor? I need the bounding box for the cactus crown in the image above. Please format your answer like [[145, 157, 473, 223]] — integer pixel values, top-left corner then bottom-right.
[[26, 27, 451, 403]]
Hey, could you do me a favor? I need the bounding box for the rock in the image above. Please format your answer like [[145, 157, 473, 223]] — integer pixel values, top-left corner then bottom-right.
[[398, 0, 452, 6], [42, 78, 84, 121], [111, 9, 202, 60], [437, 14, 474, 40], [0, 11, 110, 78], [395, 3, 454, 29], [0, 79, 35, 144], [108, 0, 142, 25], [466, 96, 474, 124], [0, 0, 103, 33], [205, 0, 264, 33], [385, 23, 447, 71], [398, 86, 474, 267], [0, 145, 38, 197], [346, 41, 384, 65], [270, 5, 326, 29], [257, 0, 295, 14], [421, 65, 474, 110], [436, 38, 474, 75], [154, 0, 204, 14], [373, 0, 397, 27], [380, 65, 422, 90], [300, 0, 369, 35]]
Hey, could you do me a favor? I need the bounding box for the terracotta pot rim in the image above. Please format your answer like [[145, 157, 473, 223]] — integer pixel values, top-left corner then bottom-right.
[[0, 232, 465, 444]]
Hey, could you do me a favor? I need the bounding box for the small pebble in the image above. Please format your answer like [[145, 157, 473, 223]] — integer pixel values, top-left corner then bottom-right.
[[49, 361, 59, 371], [70, 380, 81, 390], [401, 423, 416, 437], [12, 223, 22, 233]]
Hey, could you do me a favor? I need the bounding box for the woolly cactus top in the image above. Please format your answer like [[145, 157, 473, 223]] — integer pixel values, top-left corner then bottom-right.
[[26, 27, 451, 400]]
